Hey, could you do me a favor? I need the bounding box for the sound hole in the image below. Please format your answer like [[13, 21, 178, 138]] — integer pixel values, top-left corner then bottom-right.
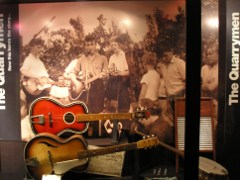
[[64, 112, 75, 124]]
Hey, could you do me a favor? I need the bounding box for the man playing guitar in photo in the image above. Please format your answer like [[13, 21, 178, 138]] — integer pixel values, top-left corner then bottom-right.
[[68, 35, 108, 114], [67, 35, 108, 137], [20, 38, 53, 107]]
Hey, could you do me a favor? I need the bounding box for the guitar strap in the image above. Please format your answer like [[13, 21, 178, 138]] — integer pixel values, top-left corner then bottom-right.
[[85, 55, 99, 104]]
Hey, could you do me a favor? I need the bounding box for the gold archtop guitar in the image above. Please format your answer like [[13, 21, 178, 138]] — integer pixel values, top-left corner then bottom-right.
[[24, 133, 159, 180]]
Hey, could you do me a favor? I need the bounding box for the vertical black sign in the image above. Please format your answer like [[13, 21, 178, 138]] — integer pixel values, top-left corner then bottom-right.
[[0, 4, 20, 141], [226, 0, 240, 142]]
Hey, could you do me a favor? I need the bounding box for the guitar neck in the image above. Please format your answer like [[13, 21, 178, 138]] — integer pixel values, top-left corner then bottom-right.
[[77, 113, 133, 122], [86, 74, 102, 84], [78, 73, 103, 84], [78, 142, 137, 159]]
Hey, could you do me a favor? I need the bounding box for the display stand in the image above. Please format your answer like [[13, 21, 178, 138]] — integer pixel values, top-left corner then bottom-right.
[[174, 97, 216, 173], [112, 119, 119, 144]]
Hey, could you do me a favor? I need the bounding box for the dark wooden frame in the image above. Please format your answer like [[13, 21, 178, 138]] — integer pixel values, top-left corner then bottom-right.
[[175, 97, 216, 173]]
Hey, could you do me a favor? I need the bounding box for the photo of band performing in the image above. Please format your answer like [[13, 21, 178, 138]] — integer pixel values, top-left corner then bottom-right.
[[16, 1, 225, 179], [19, 1, 186, 141]]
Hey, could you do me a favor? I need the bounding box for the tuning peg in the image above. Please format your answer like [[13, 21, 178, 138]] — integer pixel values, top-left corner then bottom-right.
[[145, 111, 151, 118]]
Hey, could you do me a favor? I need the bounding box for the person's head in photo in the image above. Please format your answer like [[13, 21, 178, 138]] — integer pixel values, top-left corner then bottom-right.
[[142, 51, 157, 70], [162, 44, 174, 64], [110, 36, 121, 53], [205, 41, 218, 66], [84, 34, 97, 55], [29, 38, 45, 56], [115, 33, 132, 52]]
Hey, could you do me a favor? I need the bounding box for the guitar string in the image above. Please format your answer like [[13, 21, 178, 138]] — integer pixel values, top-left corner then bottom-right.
[[31, 114, 133, 118], [30, 112, 141, 120], [31, 117, 134, 121]]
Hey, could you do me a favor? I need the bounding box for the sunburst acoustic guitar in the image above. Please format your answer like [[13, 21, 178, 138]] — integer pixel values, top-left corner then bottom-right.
[[24, 133, 229, 180], [29, 97, 150, 136], [24, 133, 160, 180]]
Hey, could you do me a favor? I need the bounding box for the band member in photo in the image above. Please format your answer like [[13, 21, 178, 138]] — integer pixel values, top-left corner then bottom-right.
[[158, 46, 186, 109], [105, 36, 130, 113], [156, 61, 167, 98], [138, 52, 160, 104], [201, 42, 218, 100], [201, 41, 218, 128], [67, 35, 108, 137], [68, 34, 108, 113], [63, 55, 79, 80], [20, 38, 52, 108], [115, 34, 144, 103], [62, 48, 83, 101], [130, 52, 174, 144], [132, 52, 160, 129]]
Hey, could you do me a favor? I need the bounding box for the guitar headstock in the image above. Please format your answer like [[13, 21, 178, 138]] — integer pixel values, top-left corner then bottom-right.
[[132, 108, 151, 122], [137, 136, 159, 149]]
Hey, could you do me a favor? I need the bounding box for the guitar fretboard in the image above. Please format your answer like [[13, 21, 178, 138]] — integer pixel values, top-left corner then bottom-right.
[[76, 113, 133, 122]]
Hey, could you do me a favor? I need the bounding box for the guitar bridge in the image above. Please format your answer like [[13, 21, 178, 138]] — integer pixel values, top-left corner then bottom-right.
[[30, 115, 45, 125]]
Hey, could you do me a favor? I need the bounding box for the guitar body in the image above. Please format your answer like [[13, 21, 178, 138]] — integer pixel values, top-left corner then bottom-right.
[[22, 78, 44, 96], [69, 80, 89, 101], [29, 97, 89, 135], [70, 71, 112, 101], [22, 77, 52, 96], [25, 133, 88, 180]]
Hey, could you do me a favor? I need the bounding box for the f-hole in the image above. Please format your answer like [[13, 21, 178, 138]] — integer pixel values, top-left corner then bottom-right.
[[64, 112, 75, 124]]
